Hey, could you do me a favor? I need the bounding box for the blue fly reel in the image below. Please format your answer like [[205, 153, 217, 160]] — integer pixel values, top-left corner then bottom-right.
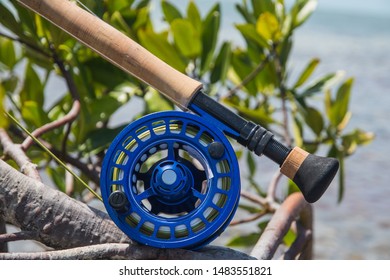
[[100, 111, 240, 249]]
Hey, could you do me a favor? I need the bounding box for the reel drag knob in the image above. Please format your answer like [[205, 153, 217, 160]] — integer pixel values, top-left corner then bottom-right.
[[100, 111, 240, 249]]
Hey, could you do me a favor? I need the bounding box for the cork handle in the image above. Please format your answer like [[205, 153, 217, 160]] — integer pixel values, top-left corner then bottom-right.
[[280, 147, 339, 203], [17, 0, 202, 109]]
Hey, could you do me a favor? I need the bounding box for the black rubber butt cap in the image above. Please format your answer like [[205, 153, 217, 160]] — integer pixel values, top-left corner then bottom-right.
[[294, 154, 339, 203]]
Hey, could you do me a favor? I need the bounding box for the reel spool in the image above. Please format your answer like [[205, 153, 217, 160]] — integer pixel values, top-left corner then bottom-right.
[[100, 111, 240, 249]]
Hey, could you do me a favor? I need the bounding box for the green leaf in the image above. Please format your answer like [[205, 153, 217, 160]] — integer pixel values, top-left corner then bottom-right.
[[107, 0, 133, 13], [210, 42, 231, 84], [21, 100, 49, 127], [292, 116, 303, 147], [293, 58, 320, 88], [84, 125, 126, 155], [227, 232, 261, 247], [171, 19, 201, 58], [235, 23, 268, 48], [0, 3, 24, 37], [247, 152, 256, 177], [337, 151, 345, 203], [187, 1, 202, 33], [84, 58, 129, 90], [304, 107, 324, 136], [138, 29, 187, 72], [235, 3, 256, 24], [200, 3, 220, 73], [230, 50, 258, 95], [225, 100, 275, 127], [20, 62, 44, 107], [331, 78, 353, 127], [251, 0, 275, 18], [0, 37, 17, 69], [341, 129, 375, 156], [292, 0, 317, 28], [144, 88, 173, 113], [300, 71, 344, 98], [283, 228, 297, 246], [161, 0, 182, 23], [256, 12, 280, 43], [46, 166, 66, 193], [0, 84, 9, 128]]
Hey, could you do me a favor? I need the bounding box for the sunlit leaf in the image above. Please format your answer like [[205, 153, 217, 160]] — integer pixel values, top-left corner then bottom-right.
[[294, 0, 317, 27], [292, 116, 303, 147], [161, 0, 182, 23], [256, 12, 280, 43], [0, 84, 9, 128], [293, 58, 320, 88], [300, 71, 344, 98], [0, 37, 17, 69], [227, 232, 261, 247], [171, 19, 201, 58], [187, 1, 202, 33], [21, 100, 49, 127], [283, 228, 297, 246], [144, 89, 173, 113], [235, 23, 268, 48], [331, 78, 353, 127], [20, 62, 44, 107], [138, 29, 187, 72], [342, 129, 375, 156]]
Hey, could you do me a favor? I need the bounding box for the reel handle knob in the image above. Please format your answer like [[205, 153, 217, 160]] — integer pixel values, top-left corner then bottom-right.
[[280, 147, 339, 203]]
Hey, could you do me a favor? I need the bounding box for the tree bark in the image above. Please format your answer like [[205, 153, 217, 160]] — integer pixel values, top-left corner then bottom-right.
[[0, 159, 254, 259], [0, 159, 130, 249]]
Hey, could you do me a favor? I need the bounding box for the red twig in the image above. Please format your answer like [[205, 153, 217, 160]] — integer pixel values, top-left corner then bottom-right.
[[21, 100, 81, 150]]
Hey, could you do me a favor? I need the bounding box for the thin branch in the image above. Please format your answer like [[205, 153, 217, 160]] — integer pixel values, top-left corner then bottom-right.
[[21, 100, 81, 150], [240, 190, 268, 207], [272, 44, 292, 147], [266, 171, 283, 203], [0, 231, 38, 243], [0, 128, 41, 181], [0, 31, 51, 58], [21, 43, 81, 151], [10, 127, 100, 185], [230, 211, 267, 226]]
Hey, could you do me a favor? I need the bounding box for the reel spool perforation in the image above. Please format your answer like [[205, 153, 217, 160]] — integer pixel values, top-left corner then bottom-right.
[[101, 111, 240, 249]]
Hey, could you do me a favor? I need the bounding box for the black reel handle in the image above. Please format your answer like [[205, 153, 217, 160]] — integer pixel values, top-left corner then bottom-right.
[[191, 92, 339, 203]]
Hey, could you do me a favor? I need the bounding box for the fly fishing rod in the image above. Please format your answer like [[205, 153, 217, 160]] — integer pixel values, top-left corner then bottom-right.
[[17, 0, 339, 249]]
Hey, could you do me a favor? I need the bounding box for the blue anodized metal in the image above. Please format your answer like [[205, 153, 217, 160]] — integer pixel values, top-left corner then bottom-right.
[[100, 111, 240, 249]]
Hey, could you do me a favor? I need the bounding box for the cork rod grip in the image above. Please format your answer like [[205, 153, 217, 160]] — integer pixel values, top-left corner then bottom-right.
[[17, 0, 202, 109], [280, 147, 339, 203]]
